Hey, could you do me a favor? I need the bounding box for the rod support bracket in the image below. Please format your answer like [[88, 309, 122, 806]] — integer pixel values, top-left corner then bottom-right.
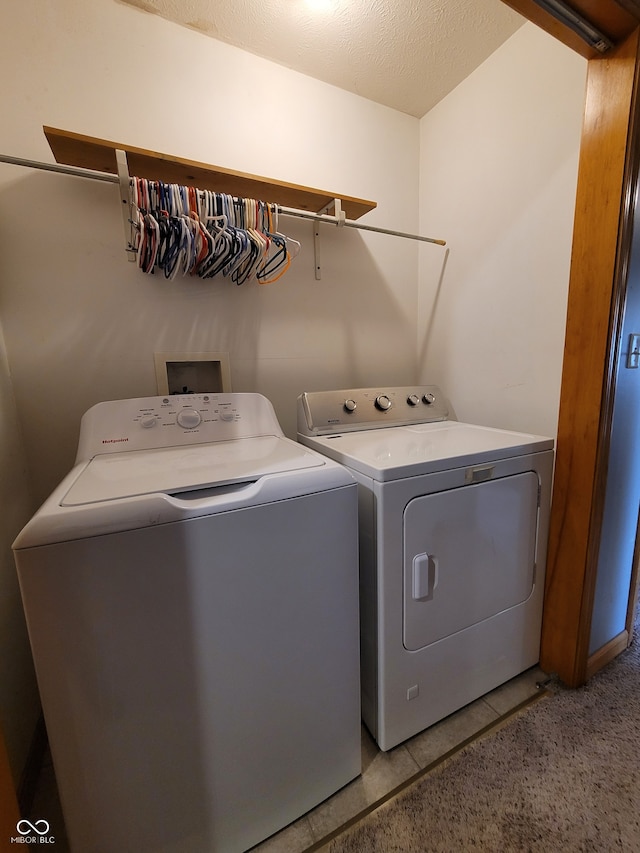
[[115, 148, 136, 262], [313, 199, 345, 278], [314, 222, 322, 281]]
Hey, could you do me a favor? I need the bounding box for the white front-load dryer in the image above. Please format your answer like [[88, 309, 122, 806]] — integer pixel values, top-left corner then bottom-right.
[[14, 393, 361, 853], [298, 386, 554, 751]]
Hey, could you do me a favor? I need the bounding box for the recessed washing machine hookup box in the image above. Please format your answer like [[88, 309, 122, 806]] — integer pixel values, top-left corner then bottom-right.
[[154, 352, 232, 395]]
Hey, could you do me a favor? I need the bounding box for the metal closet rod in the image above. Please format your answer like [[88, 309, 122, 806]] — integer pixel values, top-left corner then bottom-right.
[[278, 206, 446, 246], [0, 154, 119, 183], [0, 153, 446, 246]]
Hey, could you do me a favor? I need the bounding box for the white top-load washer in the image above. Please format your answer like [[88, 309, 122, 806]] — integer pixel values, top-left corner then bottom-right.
[[298, 386, 554, 752], [14, 392, 361, 853]]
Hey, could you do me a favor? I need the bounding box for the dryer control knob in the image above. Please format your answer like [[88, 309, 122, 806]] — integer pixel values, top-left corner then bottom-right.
[[407, 394, 420, 406], [177, 408, 202, 429], [422, 393, 436, 405], [375, 395, 392, 411], [344, 399, 357, 413]]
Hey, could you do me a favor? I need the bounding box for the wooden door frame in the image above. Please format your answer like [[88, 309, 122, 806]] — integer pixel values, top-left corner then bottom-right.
[[1, 723, 20, 843], [502, 2, 640, 685], [545, 30, 640, 685], [584, 43, 640, 681]]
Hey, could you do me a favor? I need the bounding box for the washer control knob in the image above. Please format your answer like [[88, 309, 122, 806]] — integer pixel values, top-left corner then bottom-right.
[[423, 393, 436, 405], [140, 415, 157, 428], [177, 408, 202, 429], [407, 394, 420, 406], [375, 395, 392, 411], [344, 399, 357, 413], [220, 412, 235, 422]]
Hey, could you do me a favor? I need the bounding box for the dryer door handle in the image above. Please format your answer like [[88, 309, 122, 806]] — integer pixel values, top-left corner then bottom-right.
[[412, 553, 438, 601]]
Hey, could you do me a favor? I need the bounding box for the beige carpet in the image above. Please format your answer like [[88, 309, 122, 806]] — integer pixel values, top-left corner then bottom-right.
[[327, 627, 640, 852]]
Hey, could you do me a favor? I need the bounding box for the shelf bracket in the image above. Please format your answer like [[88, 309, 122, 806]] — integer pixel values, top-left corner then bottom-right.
[[115, 148, 136, 262], [313, 198, 345, 280]]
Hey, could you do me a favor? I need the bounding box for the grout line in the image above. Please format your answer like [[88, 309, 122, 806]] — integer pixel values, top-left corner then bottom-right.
[[302, 688, 551, 852]]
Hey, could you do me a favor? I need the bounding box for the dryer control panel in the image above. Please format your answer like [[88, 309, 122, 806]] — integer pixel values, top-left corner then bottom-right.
[[75, 393, 284, 462], [298, 386, 451, 436]]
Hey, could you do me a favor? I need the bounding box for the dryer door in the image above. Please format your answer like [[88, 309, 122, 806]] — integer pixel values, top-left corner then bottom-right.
[[403, 471, 539, 651]]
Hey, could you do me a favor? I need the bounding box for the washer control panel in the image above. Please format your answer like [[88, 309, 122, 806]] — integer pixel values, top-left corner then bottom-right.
[[75, 393, 283, 462], [128, 394, 242, 434], [298, 385, 450, 436]]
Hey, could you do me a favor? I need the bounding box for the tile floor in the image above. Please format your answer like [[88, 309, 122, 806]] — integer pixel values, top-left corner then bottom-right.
[[29, 664, 547, 853]]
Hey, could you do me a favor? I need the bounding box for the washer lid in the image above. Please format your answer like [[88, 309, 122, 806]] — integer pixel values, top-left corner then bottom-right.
[[301, 420, 553, 481], [62, 435, 325, 506]]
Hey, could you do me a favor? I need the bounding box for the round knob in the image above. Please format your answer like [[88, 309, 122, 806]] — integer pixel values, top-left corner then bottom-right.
[[140, 415, 157, 429], [407, 394, 420, 406], [375, 395, 392, 411], [177, 408, 202, 429], [344, 399, 357, 413], [423, 393, 436, 405]]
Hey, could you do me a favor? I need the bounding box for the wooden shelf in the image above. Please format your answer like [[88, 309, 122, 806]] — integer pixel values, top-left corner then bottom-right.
[[43, 127, 377, 221]]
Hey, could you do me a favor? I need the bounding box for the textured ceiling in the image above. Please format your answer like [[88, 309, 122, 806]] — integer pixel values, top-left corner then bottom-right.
[[120, 0, 525, 118]]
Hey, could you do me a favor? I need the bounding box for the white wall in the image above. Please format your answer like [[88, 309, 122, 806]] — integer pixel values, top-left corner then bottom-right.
[[0, 0, 421, 506], [0, 3, 589, 784], [0, 320, 39, 782], [0, 0, 421, 785], [418, 23, 587, 438]]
